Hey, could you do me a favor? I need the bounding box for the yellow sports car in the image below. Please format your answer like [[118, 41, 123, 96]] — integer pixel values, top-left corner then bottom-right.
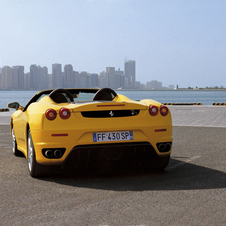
[[8, 88, 173, 177]]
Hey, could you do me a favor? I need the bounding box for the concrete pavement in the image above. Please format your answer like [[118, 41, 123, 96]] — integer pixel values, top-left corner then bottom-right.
[[0, 125, 226, 225], [168, 105, 226, 127], [0, 111, 12, 125]]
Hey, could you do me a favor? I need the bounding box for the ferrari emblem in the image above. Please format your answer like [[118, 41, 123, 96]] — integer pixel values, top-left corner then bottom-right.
[[109, 111, 114, 117]]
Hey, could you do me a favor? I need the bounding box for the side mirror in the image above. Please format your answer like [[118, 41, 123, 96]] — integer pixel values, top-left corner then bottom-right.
[[7, 102, 24, 111]]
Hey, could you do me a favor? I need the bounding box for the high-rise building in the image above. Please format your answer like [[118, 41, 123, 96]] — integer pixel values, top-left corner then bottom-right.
[[64, 64, 73, 88], [2, 66, 12, 89], [124, 59, 136, 89], [115, 68, 124, 89], [37, 66, 45, 90], [30, 65, 38, 89], [12, 66, 19, 89], [52, 63, 62, 88], [99, 71, 106, 88], [73, 71, 80, 88], [106, 67, 115, 88], [15, 66, 24, 89], [91, 73, 99, 88], [43, 66, 49, 89], [80, 71, 90, 88]]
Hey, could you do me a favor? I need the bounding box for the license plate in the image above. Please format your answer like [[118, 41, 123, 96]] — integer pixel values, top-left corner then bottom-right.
[[93, 131, 133, 142]]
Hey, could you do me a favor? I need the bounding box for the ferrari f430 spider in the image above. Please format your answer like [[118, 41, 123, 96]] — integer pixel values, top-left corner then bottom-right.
[[8, 88, 173, 177]]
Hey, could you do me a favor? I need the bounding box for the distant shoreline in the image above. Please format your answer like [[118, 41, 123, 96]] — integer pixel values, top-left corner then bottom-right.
[[1, 88, 226, 92], [116, 88, 226, 91]]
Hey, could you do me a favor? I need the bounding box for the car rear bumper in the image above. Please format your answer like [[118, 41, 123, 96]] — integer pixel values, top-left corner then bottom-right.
[[62, 142, 171, 170], [31, 124, 172, 165]]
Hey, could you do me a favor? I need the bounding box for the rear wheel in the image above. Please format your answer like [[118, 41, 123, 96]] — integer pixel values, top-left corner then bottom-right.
[[144, 155, 170, 171], [12, 127, 23, 156], [153, 155, 170, 170], [27, 129, 50, 178]]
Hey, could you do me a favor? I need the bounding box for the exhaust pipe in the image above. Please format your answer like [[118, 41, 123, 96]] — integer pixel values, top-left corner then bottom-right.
[[45, 150, 53, 158], [159, 143, 166, 151], [43, 148, 65, 158], [157, 142, 172, 152], [54, 149, 62, 158], [165, 143, 171, 151]]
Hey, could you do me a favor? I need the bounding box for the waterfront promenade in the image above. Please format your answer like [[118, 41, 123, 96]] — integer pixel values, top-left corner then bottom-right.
[[1, 105, 226, 127], [169, 105, 226, 127]]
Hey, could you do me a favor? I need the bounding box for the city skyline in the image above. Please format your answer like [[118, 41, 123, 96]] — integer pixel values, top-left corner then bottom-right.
[[0, 59, 177, 90]]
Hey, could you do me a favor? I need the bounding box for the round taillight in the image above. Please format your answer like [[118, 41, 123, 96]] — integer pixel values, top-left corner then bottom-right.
[[149, 105, 158, 116], [46, 109, 57, 120], [160, 105, 169, 116], [59, 108, 71, 119]]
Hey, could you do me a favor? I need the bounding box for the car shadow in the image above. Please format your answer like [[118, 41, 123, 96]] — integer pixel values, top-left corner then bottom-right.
[[42, 158, 226, 191]]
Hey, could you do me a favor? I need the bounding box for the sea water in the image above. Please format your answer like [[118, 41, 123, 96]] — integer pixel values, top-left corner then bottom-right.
[[1, 90, 226, 109]]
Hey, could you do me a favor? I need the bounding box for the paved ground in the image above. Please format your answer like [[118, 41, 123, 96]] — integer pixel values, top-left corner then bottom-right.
[[0, 107, 226, 225], [0, 111, 12, 125], [168, 105, 226, 127]]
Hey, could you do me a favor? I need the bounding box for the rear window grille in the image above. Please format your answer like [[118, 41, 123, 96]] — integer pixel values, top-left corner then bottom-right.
[[81, 110, 140, 118]]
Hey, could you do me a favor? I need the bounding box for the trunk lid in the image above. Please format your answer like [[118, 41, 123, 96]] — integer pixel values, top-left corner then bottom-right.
[[68, 101, 148, 112]]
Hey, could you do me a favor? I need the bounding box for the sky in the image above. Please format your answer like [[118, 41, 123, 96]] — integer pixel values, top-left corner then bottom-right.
[[0, 0, 226, 88]]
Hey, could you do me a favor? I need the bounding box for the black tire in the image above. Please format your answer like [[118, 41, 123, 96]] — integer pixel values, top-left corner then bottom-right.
[[153, 155, 170, 170], [27, 129, 50, 178], [144, 155, 170, 172], [11, 127, 23, 157]]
